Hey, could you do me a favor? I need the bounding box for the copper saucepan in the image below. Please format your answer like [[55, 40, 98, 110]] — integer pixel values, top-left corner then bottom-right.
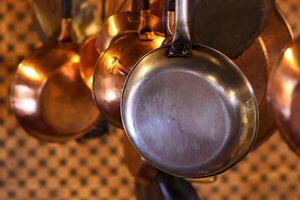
[[10, 0, 100, 142], [93, 0, 165, 128], [95, 0, 162, 55], [235, 6, 293, 149], [267, 35, 300, 156], [80, 0, 165, 89], [121, 0, 258, 178], [80, 36, 100, 89]]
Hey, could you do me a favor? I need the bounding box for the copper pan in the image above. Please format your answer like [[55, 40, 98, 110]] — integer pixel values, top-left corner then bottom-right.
[[10, 0, 100, 142], [80, 0, 164, 90], [267, 31, 300, 155], [80, 36, 99, 89], [93, 0, 165, 128], [95, 0, 162, 57], [234, 6, 293, 149]]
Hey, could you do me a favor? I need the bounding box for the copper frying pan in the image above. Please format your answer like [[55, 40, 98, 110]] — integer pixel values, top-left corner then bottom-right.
[[80, 36, 99, 89], [93, 0, 165, 128], [235, 6, 293, 149], [95, 0, 162, 55], [10, 0, 100, 142], [267, 35, 300, 156], [79, 0, 164, 90]]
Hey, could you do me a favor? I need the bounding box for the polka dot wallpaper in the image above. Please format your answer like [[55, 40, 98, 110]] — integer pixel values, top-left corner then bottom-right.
[[0, 0, 300, 199]]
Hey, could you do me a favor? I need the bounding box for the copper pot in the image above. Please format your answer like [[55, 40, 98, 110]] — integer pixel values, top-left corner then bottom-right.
[[235, 6, 293, 149], [93, 0, 164, 128], [10, 0, 100, 142]]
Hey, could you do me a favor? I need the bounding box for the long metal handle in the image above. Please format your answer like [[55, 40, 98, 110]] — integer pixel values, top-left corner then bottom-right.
[[138, 0, 155, 41], [58, 0, 73, 42], [131, 0, 139, 14], [61, 0, 72, 19], [168, 0, 192, 57]]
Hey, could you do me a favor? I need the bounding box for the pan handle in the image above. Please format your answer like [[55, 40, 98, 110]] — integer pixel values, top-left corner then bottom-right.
[[131, 0, 139, 15], [162, 0, 175, 44], [168, 0, 192, 57], [138, 0, 155, 41], [156, 172, 200, 200], [58, 0, 73, 42]]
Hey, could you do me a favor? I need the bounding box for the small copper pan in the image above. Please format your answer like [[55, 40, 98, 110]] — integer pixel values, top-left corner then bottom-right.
[[235, 6, 293, 149], [95, 0, 162, 58], [80, 0, 164, 90], [93, 0, 165, 128], [267, 32, 300, 156], [10, 0, 100, 142], [80, 36, 99, 89]]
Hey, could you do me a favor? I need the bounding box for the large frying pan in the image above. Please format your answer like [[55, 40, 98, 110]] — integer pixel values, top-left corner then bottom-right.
[[121, 0, 258, 178]]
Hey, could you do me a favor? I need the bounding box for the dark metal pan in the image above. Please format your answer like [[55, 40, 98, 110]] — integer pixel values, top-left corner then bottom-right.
[[189, 0, 274, 58], [121, 0, 258, 178]]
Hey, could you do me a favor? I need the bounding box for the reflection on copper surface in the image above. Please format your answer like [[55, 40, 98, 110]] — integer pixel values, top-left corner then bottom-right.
[[88, 76, 93, 89], [105, 56, 120, 74], [283, 47, 300, 73], [268, 36, 300, 157], [71, 54, 80, 63], [13, 85, 37, 115], [80, 36, 100, 90], [277, 77, 296, 118], [104, 89, 118, 102], [108, 19, 119, 36], [19, 63, 44, 81], [154, 36, 165, 47]]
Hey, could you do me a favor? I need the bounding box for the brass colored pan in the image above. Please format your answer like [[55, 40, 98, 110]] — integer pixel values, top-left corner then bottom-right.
[[10, 0, 100, 142]]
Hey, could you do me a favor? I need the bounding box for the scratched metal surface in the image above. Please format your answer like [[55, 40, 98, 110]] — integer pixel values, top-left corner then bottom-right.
[[0, 0, 300, 199]]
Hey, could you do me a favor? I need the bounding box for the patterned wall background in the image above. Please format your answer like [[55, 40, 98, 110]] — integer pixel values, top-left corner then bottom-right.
[[0, 0, 300, 199]]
